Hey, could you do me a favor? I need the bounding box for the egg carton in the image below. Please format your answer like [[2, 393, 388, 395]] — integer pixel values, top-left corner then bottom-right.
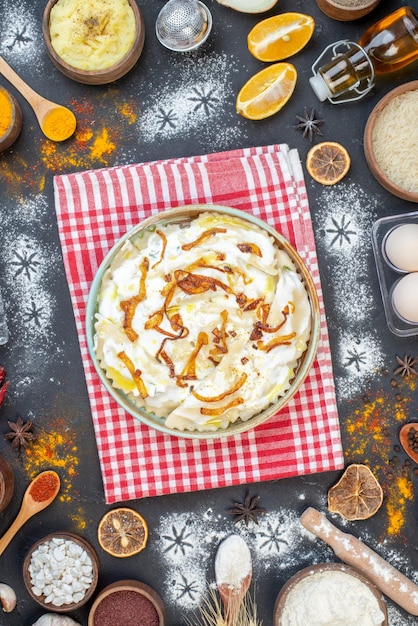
[[371, 211, 418, 337]]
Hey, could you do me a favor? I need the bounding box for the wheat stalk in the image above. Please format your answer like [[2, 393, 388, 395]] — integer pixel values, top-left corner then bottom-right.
[[187, 586, 262, 626]]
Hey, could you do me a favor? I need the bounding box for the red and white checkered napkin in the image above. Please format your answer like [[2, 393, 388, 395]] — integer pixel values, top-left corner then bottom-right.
[[53, 144, 344, 504]]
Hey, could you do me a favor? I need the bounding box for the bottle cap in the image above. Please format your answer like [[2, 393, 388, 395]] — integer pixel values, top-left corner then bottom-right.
[[309, 73, 333, 102]]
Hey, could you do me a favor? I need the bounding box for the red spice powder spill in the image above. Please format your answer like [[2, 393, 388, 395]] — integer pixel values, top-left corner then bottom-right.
[[93, 590, 159, 626], [29, 471, 59, 503]]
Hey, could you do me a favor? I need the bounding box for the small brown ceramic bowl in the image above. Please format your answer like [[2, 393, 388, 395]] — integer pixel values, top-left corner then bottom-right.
[[364, 81, 418, 203], [23, 531, 99, 612], [315, 0, 380, 21], [0, 86, 22, 152], [274, 563, 388, 626], [0, 455, 14, 513], [88, 580, 166, 626], [42, 0, 145, 85]]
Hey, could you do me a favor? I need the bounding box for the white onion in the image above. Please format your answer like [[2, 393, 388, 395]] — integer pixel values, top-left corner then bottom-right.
[[216, 0, 279, 13]]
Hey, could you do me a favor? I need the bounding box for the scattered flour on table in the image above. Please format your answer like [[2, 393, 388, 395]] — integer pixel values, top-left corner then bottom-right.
[[138, 52, 246, 151], [0, 0, 44, 72], [313, 183, 385, 400], [0, 194, 62, 392], [155, 509, 326, 611]]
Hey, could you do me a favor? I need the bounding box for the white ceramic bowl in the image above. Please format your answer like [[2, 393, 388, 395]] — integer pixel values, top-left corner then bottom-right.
[[86, 204, 320, 439]]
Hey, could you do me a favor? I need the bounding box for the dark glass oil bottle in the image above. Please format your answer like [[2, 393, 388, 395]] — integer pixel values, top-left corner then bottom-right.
[[310, 6, 418, 103]]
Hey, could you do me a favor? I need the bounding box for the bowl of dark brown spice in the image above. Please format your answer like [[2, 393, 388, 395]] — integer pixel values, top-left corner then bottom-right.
[[42, 0, 145, 84], [0, 86, 22, 152], [315, 0, 380, 21], [364, 81, 418, 202], [88, 580, 166, 626]]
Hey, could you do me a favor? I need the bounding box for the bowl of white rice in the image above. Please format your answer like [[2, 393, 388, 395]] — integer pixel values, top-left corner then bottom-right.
[[364, 81, 418, 203]]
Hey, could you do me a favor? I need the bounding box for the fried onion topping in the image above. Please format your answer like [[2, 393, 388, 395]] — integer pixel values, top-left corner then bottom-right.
[[118, 351, 148, 398], [200, 397, 244, 416], [120, 257, 149, 342], [192, 372, 247, 402], [181, 227, 227, 251]]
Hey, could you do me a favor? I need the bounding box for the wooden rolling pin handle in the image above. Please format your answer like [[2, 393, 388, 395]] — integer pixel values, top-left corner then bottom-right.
[[300, 507, 418, 616]]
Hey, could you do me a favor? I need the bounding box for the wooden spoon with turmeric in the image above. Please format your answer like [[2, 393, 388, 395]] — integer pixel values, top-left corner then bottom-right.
[[0, 56, 76, 141]]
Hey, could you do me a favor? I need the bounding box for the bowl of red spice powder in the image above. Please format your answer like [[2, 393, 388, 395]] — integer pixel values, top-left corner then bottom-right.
[[88, 580, 165, 626], [0, 86, 22, 152]]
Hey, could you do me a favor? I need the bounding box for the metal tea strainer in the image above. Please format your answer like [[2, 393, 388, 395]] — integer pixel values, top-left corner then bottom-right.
[[156, 0, 212, 52]]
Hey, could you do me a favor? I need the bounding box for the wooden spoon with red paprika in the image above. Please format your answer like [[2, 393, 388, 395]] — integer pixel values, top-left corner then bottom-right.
[[0, 470, 60, 556]]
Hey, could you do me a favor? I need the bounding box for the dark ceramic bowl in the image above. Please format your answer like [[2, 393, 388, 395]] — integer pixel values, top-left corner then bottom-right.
[[274, 563, 388, 625], [42, 0, 145, 85], [23, 532, 99, 612], [0, 455, 14, 513], [0, 87, 22, 152], [364, 81, 418, 203], [88, 580, 166, 626], [315, 0, 380, 21]]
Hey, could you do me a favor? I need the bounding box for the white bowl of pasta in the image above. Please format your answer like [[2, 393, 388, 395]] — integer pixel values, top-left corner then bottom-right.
[[86, 204, 320, 439]]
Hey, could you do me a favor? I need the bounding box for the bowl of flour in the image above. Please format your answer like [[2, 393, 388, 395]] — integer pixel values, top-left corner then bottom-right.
[[274, 562, 388, 626]]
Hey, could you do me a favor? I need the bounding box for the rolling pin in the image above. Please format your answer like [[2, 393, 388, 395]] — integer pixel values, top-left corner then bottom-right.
[[300, 507, 418, 616]]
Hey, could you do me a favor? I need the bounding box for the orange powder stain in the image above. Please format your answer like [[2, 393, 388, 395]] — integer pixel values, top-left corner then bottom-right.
[[40, 125, 116, 170], [344, 374, 416, 538], [23, 417, 79, 504], [386, 475, 413, 536], [119, 101, 137, 124], [90, 127, 116, 162]]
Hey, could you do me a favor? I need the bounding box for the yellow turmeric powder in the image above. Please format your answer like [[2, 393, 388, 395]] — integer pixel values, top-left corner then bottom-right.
[[42, 105, 76, 142], [0, 88, 13, 137]]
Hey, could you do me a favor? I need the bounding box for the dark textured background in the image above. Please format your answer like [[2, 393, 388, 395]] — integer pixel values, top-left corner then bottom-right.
[[0, 0, 417, 624]]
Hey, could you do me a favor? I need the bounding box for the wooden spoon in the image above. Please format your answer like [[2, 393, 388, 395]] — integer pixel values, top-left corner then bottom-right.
[[0, 470, 60, 557], [0, 55, 76, 141], [399, 422, 418, 464], [215, 535, 253, 624]]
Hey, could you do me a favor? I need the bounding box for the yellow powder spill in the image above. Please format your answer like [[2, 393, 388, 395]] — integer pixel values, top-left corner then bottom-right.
[[23, 417, 79, 503], [90, 127, 116, 162], [119, 101, 137, 124], [386, 475, 413, 536], [344, 375, 416, 537]]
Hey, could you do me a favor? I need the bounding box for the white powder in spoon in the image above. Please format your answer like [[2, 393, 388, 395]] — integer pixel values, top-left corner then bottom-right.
[[215, 534, 252, 589]]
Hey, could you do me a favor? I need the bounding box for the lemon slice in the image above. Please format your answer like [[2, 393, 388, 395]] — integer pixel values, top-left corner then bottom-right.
[[306, 141, 350, 185], [236, 62, 297, 120], [248, 12, 315, 62], [328, 464, 383, 521], [98, 507, 148, 557]]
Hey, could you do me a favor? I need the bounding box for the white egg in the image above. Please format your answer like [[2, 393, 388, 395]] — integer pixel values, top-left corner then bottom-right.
[[392, 272, 418, 324], [384, 223, 418, 272]]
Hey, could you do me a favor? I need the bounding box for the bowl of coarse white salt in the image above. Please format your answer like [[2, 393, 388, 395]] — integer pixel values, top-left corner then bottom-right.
[[274, 562, 388, 626], [364, 81, 418, 203]]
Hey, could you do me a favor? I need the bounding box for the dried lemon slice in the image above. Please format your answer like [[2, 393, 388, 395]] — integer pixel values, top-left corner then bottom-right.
[[306, 141, 350, 185], [328, 464, 383, 521], [236, 62, 297, 120], [248, 13, 315, 62], [98, 507, 148, 557]]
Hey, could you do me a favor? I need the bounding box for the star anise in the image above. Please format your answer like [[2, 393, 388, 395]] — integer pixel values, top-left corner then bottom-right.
[[4, 416, 36, 450], [394, 355, 417, 377], [228, 492, 266, 526], [294, 107, 324, 142]]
